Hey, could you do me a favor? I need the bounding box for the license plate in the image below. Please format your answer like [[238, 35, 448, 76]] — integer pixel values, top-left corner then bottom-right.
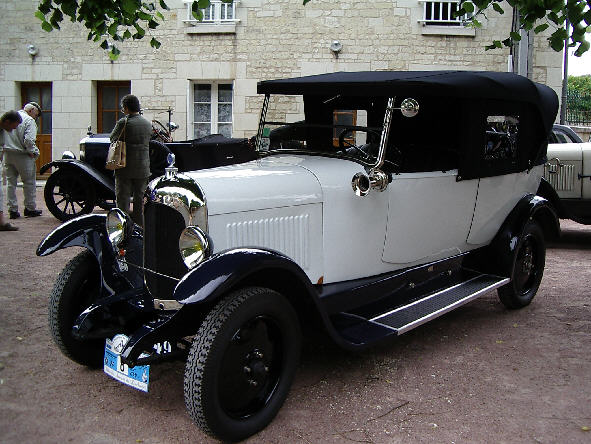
[[104, 334, 150, 392]]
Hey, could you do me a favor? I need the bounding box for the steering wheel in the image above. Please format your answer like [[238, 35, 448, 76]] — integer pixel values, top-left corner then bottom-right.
[[152, 120, 172, 143]]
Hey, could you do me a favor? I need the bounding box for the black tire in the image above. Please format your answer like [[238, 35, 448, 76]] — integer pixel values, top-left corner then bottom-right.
[[498, 221, 546, 309], [49, 250, 104, 367], [184, 287, 301, 442], [44, 170, 96, 221]]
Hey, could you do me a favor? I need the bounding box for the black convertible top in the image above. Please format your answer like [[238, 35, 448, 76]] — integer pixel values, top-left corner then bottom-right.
[[258, 71, 558, 133]]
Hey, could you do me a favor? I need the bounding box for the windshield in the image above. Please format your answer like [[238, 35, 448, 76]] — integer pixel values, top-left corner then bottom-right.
[[258, 94, 387, 166]]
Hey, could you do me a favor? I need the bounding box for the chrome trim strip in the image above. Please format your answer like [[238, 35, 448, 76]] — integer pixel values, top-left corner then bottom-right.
[[374, 96, 395, 172]]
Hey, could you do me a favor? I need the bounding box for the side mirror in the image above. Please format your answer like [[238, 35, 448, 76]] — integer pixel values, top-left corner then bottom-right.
[[399, 98, 419, 118]]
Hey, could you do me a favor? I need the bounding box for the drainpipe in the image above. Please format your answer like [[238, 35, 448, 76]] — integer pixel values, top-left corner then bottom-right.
[[560, 20, 570, 125]]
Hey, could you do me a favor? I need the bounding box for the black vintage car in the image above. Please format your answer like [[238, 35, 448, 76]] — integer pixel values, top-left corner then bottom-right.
[[40, 130, 255, 221], [38, 71, 559, 442]]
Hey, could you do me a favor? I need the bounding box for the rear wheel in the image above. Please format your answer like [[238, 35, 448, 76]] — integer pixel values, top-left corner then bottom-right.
[[44, 170, 96, 221], [498, 221, 546, 309], [184, 287, 301, 442], [49, 250, 104, 367]]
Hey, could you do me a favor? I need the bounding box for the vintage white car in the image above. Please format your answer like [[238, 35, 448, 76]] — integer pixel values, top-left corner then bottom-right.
[[538, 124, 591, 224], [38, 71, 559, 441]]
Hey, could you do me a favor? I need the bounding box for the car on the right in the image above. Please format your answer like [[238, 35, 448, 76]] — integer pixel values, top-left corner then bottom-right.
[[538, 124, 591, 224]]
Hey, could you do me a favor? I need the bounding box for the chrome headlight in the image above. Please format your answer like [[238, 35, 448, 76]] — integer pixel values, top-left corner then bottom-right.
[[179, 226, 211, 269], [106, 209, 131, 251]]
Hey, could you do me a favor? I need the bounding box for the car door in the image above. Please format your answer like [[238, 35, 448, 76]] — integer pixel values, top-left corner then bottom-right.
[[382, 169, 478, 265]]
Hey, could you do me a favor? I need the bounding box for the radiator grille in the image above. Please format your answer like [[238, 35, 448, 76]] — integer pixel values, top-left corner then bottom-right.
[[144, 201, 187, 298], [544, 163, 575, 192], [226, 214, 310, 269]]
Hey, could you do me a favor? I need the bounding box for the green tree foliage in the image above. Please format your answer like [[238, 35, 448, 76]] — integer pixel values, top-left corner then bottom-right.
[[449, 0, 591, 56], [567, 75, 591, 124], [568, 74, 591, 93]]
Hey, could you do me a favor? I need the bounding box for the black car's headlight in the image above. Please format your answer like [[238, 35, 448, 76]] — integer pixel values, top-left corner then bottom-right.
[[106, 209, 132, 252], [179, 226, 211, 269]]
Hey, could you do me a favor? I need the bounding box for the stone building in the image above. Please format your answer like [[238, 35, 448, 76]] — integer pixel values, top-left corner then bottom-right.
[[0, 0, 563, 171]]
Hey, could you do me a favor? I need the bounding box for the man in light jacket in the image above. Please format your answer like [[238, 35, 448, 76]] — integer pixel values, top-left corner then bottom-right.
[[0, 110, 23, 230], [3, 102, 42, 218]]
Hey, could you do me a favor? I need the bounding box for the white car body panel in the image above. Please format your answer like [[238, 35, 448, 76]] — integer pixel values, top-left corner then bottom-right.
[[467, 165, 544, 245], [383, 170, 479, 264], [545, 142, 584, 199], [208, 203, 324, 284], [184, 158, 323, 216], [583, 147, 591, 199], [287, 156, 392, 283]]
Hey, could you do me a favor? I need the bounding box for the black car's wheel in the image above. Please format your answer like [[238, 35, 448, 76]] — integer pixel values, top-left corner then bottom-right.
[[184, 287, 301, 442], [49, 250, 104, 367], [44, 170, 96, 221], [498, 221, 546, 309]]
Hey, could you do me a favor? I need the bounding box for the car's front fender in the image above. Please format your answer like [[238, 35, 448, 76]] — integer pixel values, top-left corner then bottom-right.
[[40, 159, 114, 195], [173, 247, 318, 305], [37, 214, 108, 257], [37, 214, 145, 293]]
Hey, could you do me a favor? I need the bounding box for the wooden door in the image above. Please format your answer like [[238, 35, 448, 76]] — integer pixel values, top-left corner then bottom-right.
[[21, 83, 52, 176], [98, 81, 131, 133]]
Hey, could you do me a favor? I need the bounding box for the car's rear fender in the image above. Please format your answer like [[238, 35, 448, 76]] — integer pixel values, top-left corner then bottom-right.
[[479, 194, 558, 276]]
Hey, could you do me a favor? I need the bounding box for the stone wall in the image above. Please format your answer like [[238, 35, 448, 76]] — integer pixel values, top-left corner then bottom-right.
[[0, 0, 564, 159]]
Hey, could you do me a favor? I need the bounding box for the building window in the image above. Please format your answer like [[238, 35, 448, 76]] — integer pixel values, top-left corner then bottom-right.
[[184, 0, 240, 34], [98, 81, 130, 133], [193, 83, 233, 138], [419, 0, 471, 26]]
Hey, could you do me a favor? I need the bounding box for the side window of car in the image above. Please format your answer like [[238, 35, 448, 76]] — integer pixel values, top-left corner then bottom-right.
[[484, 115, 519, 161], [386, 98, 461, 173], [550, 130, 569, 143]]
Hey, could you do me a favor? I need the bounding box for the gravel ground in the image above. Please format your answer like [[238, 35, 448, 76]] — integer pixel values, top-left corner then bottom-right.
[[1, 187, 590, 444]]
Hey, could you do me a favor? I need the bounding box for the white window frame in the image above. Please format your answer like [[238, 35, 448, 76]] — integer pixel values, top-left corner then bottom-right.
[[418, 0, 471, 27], [184, 0, 240, 33], [191, 82, 234, 139]]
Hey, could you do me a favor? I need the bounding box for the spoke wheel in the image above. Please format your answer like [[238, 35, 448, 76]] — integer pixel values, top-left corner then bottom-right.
[[498, 221, 545, 309], [44, 170, 96, 221], [184, 287, 301, 442]]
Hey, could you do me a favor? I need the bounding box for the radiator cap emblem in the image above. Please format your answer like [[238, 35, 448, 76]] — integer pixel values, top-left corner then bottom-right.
[[165, 153, 178, 179]]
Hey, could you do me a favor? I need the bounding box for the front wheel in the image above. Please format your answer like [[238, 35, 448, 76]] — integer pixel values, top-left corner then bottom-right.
[[184, 287, 301, 442], [44, 170, 96, 221], [49, 250, 104, 367], [498, 221, 546, 309]]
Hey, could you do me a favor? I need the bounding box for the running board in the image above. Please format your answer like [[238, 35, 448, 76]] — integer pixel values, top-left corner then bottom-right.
[[371, 274, 509, 335], [334, 273, 509, 346]]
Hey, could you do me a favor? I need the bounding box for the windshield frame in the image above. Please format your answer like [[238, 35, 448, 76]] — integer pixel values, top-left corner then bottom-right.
[[255, 93, 395, 170]]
